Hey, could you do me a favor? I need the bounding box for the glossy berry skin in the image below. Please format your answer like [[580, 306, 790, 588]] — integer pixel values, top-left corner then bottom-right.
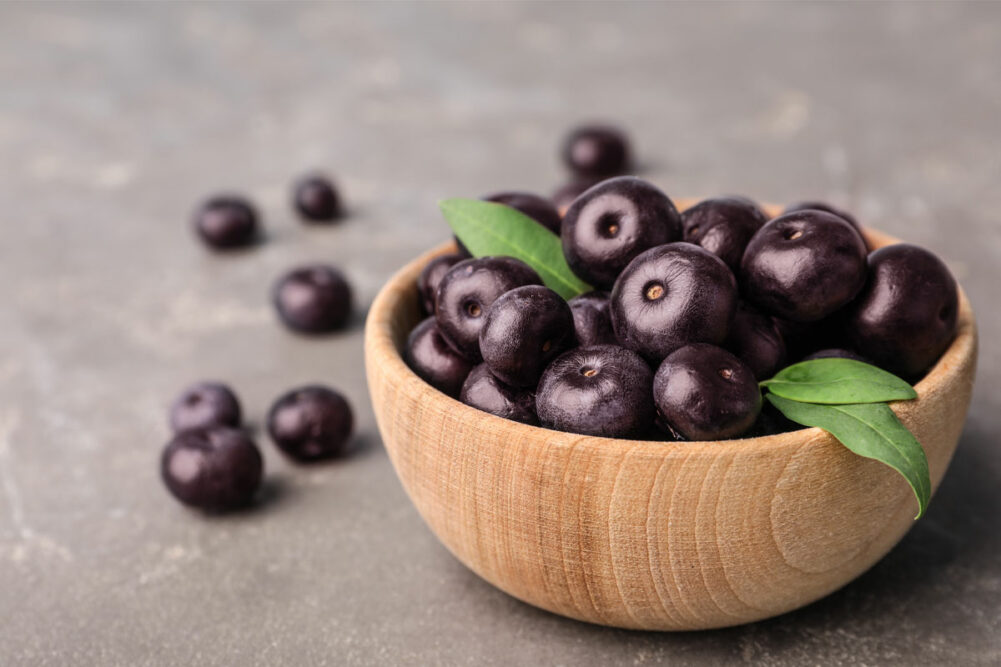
[[460, 364, 538, 425], [610, 243, 738, 363], [193, 196, 258, 249], [161, 427, 263, 511], [169, 381, 242, 433], [293, 174, 341, 222], [417, 253, 463, 316], [568, 291, 616, 347], [740, 211, 867, 322], [536, 345, 654, 438], [783, 200, 860, 232], [562, 176, 682, 289], [267, 385, 354, 461], [406, 317, 474, 397], [479, 286, 576, 388], [682, 197, 767, 271], [273, 264, 352, 334], [724, 302, 786, 381], [435, 257, 542, 361], [845, 243, 958, 378], [653, 344, 761, 441], [484, 191, 562, 235], [561, 125, 631, 178]]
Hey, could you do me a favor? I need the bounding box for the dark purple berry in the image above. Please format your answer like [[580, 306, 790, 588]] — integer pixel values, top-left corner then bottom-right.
[[610, 243, 738, 363], [682, 197, 767, 271], [267, 385, 354, 461], [405, 317, 474, 397], [653, 344, 761, 441], [161, 427, 263, 511], [845, 243, 958, 378], [724, 302, 786, 381], [293, 174, 342, 222], [273, 264, 352, 334], [740, 210, 867, 322], [169, 381, 241, 433], [460, 364, 538, 425], [479, 286, 576, 388], [417, 253, 463, 316], [562, 176, 682, 289], [568, 291, 616, 347], [561, 125, 631, 178], [536, 345, 654, 438], [435, 257, 542, 361], [193, 196, 258, 249]]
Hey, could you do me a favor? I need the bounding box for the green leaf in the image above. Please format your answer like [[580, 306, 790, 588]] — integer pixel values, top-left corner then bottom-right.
[[439, 198, 592, 300], [766, 394, 931, 519], [761, 358, 917, 404]]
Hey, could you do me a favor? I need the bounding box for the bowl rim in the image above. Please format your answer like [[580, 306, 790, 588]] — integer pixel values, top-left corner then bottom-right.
[[365, 219, 977, 458]]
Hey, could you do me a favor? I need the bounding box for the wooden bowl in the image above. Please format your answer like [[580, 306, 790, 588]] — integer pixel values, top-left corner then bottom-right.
[[364, 207, 977, 631]]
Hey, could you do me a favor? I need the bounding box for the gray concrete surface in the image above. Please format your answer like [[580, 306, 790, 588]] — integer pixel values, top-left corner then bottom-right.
[[1, 2, 999, 665]]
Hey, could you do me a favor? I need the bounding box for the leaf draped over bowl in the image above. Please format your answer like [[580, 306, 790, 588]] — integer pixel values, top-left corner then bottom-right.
[[761, 358, 930, 518], [761, 358, 917, 404], [765, 396, 930, 518], [439, 198, 592, 300]]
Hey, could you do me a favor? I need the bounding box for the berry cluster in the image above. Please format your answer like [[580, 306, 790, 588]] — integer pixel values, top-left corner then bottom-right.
[[408, 157, 958, 441], [162, 173, 358, 512]]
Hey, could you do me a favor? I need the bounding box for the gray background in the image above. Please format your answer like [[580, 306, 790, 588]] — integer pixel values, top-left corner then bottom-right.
[[1, 2, 999, 665]]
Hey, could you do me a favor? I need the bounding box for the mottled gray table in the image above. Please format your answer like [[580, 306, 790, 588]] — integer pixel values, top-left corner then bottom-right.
[[1, 3, 999, 665]]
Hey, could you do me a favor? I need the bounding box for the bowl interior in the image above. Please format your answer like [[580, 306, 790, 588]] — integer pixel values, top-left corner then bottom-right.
[[375, 220, 974, 454]]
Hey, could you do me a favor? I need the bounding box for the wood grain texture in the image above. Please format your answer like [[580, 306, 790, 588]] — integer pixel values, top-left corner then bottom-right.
[[364, 207, 978, 631]]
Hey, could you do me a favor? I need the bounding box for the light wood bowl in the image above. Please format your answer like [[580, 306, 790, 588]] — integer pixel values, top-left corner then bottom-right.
[[364, 203, 977, 631]]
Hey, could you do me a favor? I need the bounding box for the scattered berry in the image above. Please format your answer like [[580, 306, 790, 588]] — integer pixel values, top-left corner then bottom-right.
[[161, 427, 263, 511], [294, 174, 342, 222], [193, 196, 258, 249], [273, 264, 352, 334], [267, 385, 355, 461], [169, 381, 242, 433], [561, 125, 631, 178]]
